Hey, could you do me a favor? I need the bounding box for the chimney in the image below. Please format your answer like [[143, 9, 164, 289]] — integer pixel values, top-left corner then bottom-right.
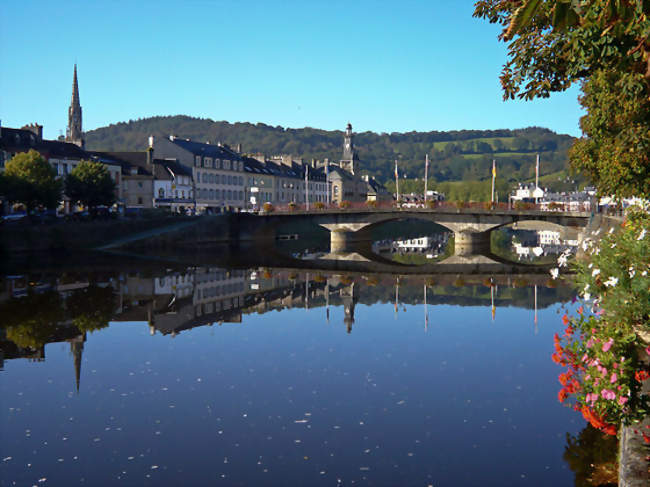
[[281, 155, 293, 167], [236, 143, 242, 153], [21, 123, 43, 140], [146, 136, 154, 166]]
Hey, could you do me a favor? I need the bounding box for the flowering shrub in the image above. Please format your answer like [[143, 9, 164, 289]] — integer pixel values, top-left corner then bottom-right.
[[552, 207, 650, 435], [339, 200, 351, 209], [262, 202, 274, 213], [314, 201, 325, 210]]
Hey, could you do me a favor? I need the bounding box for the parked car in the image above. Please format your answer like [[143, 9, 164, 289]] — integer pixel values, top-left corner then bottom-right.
[[1, 212, 27, 224]]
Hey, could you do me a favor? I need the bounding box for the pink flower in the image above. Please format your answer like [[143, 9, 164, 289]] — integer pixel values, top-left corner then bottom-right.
[[610, 373, 618, 384], [602, 338, 614, 352], [586, 338, 595, 348], [601, 389, 616, 400], [646, 346, 650, 356], [618, 396, 628, 406], [586, 393, 598, 405]]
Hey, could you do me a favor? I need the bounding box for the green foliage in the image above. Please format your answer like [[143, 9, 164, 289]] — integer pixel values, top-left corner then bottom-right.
[[65, 160, 116, 209], [570, 70, 650, 198], [576, 208, 650, 334], [4, 150, 62, 210], [474, 0, 650, 197], [85, 116, 573, 186]]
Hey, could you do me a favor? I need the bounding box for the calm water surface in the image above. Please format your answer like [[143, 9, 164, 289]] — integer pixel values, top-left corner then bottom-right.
[[0, 261, 589, 486]]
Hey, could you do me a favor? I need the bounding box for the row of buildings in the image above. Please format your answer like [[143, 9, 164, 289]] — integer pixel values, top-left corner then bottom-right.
[[0, 66, 390, 214]]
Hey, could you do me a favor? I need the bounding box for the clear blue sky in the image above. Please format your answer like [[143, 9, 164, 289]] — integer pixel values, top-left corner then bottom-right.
[[1, 1, 583, 140]]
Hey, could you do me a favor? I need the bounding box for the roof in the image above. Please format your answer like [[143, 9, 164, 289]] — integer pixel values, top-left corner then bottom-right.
[[169, 137, 242, 161], [93, 151, 153, 176], [156, 159, 193, 178], [0, 127, 91, 160]]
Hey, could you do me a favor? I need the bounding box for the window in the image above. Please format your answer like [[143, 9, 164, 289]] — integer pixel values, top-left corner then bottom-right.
[[215, 159, 221, 169], [227, 190, 232, 200], [138, 182, 143, 188], [202, 173, 207, 183], [137, 197, 143, 205], [209, 174, 215, 184], [216, 189, 221, 199], [158, 188, 164, 198], [209, 189, 215, 200], [224, 159, 230, 170], [195, 156, 201, 167], [239, 191, 243, 200], [205, 157, 212, 168]]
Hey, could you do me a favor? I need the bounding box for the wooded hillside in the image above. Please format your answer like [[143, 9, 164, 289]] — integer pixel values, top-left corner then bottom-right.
[[86, 115, 575, 186]]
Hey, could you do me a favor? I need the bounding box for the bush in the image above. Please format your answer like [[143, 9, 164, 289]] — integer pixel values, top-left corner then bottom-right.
[[314, 201, 325, 210], [552, 207, 650, 435], [455, 201, 468, 209], [263, 202, 274, 213], [426, 200, 438, 209], [339, 200, 351, 209], [366, 200, 378, 209], [287, 202, 296, 211]]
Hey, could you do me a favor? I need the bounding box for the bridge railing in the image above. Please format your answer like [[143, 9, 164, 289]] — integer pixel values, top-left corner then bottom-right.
[[258, 200, 593, 214]]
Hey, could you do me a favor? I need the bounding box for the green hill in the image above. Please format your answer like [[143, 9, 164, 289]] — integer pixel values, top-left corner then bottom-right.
[[85, 115, 574, 186]]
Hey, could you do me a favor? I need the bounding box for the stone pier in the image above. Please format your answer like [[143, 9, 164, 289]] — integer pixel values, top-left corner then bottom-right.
[[329, 229, 372, 254], [453, 231, 491, 256]]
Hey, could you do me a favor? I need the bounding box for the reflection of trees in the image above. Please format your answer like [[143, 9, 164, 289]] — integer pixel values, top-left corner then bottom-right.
[[2, 292, 64, 349], [66, 285, 115, 333], [564, 425, 618, 487], [0, 285, 116, 349]]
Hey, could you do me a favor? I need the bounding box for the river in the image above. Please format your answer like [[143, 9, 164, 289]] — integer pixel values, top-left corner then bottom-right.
[[0, 235, 611, 486]]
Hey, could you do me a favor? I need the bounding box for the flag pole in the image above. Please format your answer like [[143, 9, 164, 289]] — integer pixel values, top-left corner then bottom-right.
[[305, 163, 309, 211], [395, 160, 400, 206], [491, 159, 496, 205], [424, 154, 429, 205]]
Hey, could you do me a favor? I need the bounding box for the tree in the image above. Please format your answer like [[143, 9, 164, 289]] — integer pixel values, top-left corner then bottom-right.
[[65, 160, 116, 210], [4, 150, 62, 210], [473, 0, 650, 197]]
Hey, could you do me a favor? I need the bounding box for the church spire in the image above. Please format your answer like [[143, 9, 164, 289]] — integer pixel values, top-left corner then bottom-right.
[[66, 64, 84, 148], [71, 64, 80, 107], [69, 334, 86, 393]]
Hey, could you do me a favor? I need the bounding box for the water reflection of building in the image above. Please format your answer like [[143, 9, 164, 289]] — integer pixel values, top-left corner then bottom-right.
[[373, 233, 449, 258], [114, 269, 246, 336], [511, 228, 579, 261]]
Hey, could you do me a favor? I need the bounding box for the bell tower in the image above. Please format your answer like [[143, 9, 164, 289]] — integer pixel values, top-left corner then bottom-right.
[[340, 122, 359, 174], [66, 64, 84, 148]]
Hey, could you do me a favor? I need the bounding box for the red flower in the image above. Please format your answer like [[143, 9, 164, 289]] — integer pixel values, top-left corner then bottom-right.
[[562, 314, 570, 326], [643, 433, 650, 444], [558, 389, 568, 403], [635, 370, 650, 382]]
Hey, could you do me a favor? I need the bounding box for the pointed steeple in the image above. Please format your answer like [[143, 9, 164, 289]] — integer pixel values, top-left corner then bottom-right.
[[66, 64, 84, 148], [71, 64, 80, 106], [69, 334, 86, 393]]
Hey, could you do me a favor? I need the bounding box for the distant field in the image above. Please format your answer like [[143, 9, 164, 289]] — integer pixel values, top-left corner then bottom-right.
[[432, 137, 517, 150], [460, 151, 549, 160]]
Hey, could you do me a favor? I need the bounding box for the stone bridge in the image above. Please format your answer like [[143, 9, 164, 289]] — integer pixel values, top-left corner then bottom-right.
[[235, 208, 591, 254]]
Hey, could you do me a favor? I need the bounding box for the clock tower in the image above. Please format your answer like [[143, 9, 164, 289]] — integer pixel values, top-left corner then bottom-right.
[[340, 122, 359, 174]]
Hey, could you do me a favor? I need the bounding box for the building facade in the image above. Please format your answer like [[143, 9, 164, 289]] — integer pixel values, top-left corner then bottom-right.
[[152, 136, 245, 213]]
